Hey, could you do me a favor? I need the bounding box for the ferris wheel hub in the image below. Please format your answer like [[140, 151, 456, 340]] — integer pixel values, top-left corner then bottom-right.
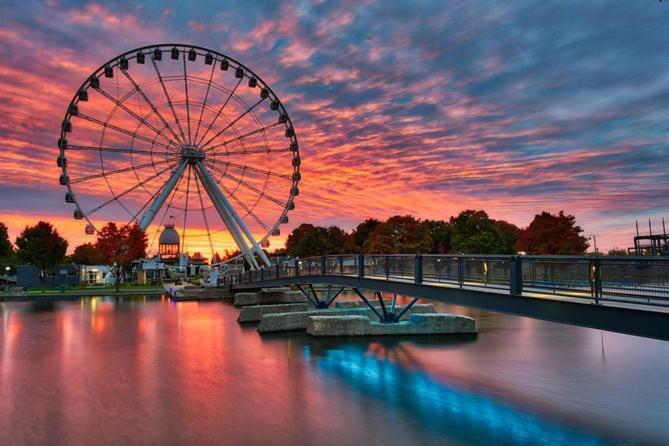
[[180, 145, 205, 164]]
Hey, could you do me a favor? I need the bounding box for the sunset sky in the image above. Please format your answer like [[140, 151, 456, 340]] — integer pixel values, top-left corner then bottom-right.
[[0, 0, 668, 255]]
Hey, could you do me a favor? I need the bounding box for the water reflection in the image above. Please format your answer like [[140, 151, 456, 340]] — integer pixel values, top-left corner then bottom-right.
[[0, 296, 666, 445], [303, 340, 612, 445]]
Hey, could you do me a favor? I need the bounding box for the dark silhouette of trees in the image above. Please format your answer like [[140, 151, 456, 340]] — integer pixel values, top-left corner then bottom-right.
[[515, 211, 589, 255], [449, 210, 517, 254], [15, 221, 68, 288], [494, 220, 521, 255], [364, 215, 432, 254], [607, 248, 627, 256], [211, 252, 222, 264], [286, 223, 354, 257], [95, 222, 147, 291], [352, 219, 381, 251], [71, 243, 105, 265], [421, 219, 451, 254], [0, 222, 12, 260]]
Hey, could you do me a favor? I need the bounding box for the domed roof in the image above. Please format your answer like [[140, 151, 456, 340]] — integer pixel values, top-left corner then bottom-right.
[[159, 224, 180, 245]]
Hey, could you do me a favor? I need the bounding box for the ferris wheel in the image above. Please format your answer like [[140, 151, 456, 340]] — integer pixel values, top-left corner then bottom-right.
[[57, 44, 300, 269]]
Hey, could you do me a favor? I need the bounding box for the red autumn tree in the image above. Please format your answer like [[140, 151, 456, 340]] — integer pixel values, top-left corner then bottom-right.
[[95, 222, 147, 291], [515, 211, 589, 255]]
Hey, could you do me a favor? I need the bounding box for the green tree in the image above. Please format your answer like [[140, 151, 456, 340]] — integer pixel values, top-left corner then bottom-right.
[[421, 219, 451, 254], [286, 224, 354, 257], [0, 222, 12, 260], [450, 210, 512, 254], [352, 218, 381, 251], [71, 243, 105, 265], [15, 221, 68, 289], [95, 222, 147, 291], [494, 220, 521, 254], [516, 211, 589, 255], [607, 248, 628, 256], [364, 215, 432, 254]]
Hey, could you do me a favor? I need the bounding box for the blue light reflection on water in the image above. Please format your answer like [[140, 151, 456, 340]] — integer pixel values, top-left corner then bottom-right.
[[304, 345, 623, 446]]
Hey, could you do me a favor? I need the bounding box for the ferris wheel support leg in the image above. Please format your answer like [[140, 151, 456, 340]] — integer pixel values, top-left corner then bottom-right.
[[193, 162, 260, 270], [195, 162, 272, 268], [138, 161, 188, 232]]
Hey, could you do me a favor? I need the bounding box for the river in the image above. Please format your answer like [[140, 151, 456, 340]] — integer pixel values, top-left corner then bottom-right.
[[1, 296, 667, 445]]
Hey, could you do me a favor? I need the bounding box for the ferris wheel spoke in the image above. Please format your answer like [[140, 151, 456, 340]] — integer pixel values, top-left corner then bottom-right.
[[94, 86, 178, 149], [210, 160, 292, 180], [193, 162, 260, 269], [182, 56, 192, 145], [120, 67, 186, 147], [195, 77, 242, 148], [66, 145, 163, 157], [204, 162, 287, 208], [208, 146, 293, 157], [150, 55, 188, 146], [138, 161, 188, 231], [77, 113, 175, 151], [204, 121, 283, 153], [85, 164, 174, 217], [147, 165, 187, 253], [200, 98, 266, 150], [192, 63, 217, 145], [193, 173, 216, 262], [194, 162, 271, 268], [181, 164, 193, 254], [69, 158, 177, 184], [214, 178, 271, 232]]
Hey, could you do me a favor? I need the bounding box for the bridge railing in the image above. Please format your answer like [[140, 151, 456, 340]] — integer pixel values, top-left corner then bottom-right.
[[223, 254, 669, 308]]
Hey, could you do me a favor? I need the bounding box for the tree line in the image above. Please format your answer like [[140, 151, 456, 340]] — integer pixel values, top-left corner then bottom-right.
[[0, 221, 147, 291], [284, 210, 592, 258]]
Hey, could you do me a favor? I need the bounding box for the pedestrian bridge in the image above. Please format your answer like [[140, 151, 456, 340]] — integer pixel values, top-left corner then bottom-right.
[[224, 254, 669, 341]]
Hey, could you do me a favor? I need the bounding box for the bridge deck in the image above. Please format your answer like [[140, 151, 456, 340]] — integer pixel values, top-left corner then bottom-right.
[[226, 254, 669, 341]]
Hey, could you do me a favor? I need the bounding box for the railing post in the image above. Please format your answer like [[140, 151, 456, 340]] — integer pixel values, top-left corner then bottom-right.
[[295, 258, 300, 276], [276, 263, 281, 279], [385, 255, 390, 279], [358, 254, 365, 278], [591, 258, 602, 304], [321, 256, 327, 275], [458, 255, 464, 288], [510, 256, 523, 295], [238, 272, 242, 284], [260, 268, 264, 281], [339, 256, 344, 275], [414, 254, 423, 284]]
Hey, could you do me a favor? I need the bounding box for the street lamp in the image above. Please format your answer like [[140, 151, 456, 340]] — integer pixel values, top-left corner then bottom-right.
[[589, 234, 598, 255]]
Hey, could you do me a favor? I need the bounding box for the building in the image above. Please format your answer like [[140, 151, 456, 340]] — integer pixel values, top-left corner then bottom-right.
[[79, 265, 112, 285], [16, 264, 79, 289], [159, 224, 180, 264]]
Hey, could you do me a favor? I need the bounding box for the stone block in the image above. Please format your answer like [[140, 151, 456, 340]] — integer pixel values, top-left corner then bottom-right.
[[237, 303, 309, 323]]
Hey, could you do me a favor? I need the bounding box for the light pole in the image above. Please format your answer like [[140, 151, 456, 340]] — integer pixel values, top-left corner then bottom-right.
[[589, 234, 598, 255]]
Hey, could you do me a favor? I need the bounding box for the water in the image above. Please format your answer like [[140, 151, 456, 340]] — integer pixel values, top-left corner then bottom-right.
[[1, 296, 668, 445]]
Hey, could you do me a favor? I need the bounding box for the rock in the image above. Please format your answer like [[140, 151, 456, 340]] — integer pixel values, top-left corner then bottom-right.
[[233, 290, 304, 307], [237, 303, 309, 323], [257, 304, 437, 333], [306, 313, 478, 337]]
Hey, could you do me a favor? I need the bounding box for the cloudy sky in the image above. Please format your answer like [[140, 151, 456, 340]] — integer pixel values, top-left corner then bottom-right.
[[0, 0, 668, 254]]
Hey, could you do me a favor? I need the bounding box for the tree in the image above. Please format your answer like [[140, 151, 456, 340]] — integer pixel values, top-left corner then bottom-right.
[[515, 211, 589, 255], [15, 221, 68, 288], [494, 220, 521, 255], [71, 243, 105, 265], [286, 224, 354, 257], [95, 222, 148, 291], [0, 222, 12, 260], [211, 252, 222, 264], [364, 215, 432, 254], [421, 219, 451, 254], [449, 210, 512, 254], [352, 218, 381, 251], [607, 248, 627, 256]]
